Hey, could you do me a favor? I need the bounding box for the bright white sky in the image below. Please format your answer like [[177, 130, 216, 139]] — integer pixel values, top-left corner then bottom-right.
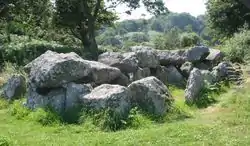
[[114, 0, 207, 21]]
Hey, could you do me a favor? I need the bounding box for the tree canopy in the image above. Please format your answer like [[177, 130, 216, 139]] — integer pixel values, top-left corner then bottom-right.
[[54, 0, 168, 58], [206, 0, 250, 39]]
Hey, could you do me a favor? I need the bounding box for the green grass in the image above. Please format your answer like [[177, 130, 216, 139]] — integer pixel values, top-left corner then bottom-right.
[[1, 82, 250, 145]]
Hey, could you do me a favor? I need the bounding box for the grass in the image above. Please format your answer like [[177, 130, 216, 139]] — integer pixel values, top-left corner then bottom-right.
[[0, 82, 250, 145]]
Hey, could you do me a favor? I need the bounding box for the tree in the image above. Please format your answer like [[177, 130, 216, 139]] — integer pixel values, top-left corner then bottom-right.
[[54, 0, 168, 59], [0, 0, 53, 41], [206, 0, 250, 39], [239, 0, 250, 9]]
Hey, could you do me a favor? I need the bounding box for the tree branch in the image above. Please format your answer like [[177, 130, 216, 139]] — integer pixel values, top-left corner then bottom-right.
[[93, 0, 102, 21], [70, 28, 82, 40], [104, 1, 123, 10]]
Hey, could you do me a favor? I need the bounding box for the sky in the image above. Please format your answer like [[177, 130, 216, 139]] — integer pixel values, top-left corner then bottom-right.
[[114, 0, 207, 21]]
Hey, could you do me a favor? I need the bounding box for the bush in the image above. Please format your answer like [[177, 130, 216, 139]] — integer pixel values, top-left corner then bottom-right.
[[0, 38, 86, 66], [79, 108, 129, 131], [153, 27, 182, 50], [28, 108, 61, 126], [221, 29, 250, 63], [0, 99, 9, 110], [8, 99, 30, 120], [180, 32, 201, 47]]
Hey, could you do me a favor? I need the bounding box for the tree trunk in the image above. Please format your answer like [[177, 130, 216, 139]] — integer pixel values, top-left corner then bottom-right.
[[80, 28, 99, 60]]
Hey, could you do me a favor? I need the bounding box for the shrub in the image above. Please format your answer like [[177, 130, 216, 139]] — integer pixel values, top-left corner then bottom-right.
[[0, 39, 86, 66], [28, 108, 61, 126], [0, 99, 8, 110], [221, 29, 250, 63], [129, 32, 150, 43], [180, 32, 201, 47], [8, 99, 30, 120], [153, 27, 182, 50], [79, 108, 129, 131]]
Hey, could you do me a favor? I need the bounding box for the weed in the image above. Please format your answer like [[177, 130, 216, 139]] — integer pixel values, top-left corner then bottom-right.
[[0, 136, 11, 146]]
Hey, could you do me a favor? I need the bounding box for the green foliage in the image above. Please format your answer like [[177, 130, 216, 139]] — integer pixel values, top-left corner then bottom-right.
[[180, 32, 201, 47], [0, 38, 86, 66], [0, 136, 11, 146], [195, 82, 229, 108], [129, 32, 150, 43], [153, 27, 181, 50], [206, 0, 250, 39], [0, 99, 9, 110], [28, 108, 61, 126], [221, 28, 250, 63], [79, 107, 130, 131], [8, 99, 30, 120]]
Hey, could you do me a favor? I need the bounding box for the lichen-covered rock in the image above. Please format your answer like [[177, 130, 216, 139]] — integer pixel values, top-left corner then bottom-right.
[[195, 62, 211, 70], [187, 46, 209, 62], [63, 83, 93, 109], [154, 66, 168, 84], [24, 50, 58, 74], [128, 76, 173, 116], [206, 48, 223, 63], [26, 83, 66, 113], [157, 50, 188, 66], [26, 50, 123, 88], [136, 50, 159, 68], [110, 73, 129, 86], [166, 66, 186, 87], [157, 46, 209, 66], [98, 52, 138, 73], [1, 74, 26, 100], [211, 61, 233, 82], [26, 82, 92, 113], [180, 62, 194, 78], [154, 66, 185, 87], [86, 60, 122, 85], [201, 70, 216, 85], [129, 45, 154, 52], [81, 84, 131, 118], [132, 67, 151, 81], [185, 68, 204, 104], [26, 50, 92, 88]]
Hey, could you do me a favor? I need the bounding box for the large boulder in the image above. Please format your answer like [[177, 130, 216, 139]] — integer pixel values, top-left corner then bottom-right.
[[129, 45, 154, 52], [187, 46, 210, 63], [136, 50, 159, 68], [85, 60, 122, 85], [194, 62, 211, 70], [98, 52, 138, 73], [180, 62, 194, 78], [26, 84, 66, 113], [132, 67, 151, 81], [185, 68, 204, 104], [201, 70, 216, 85], [0, 74, 26, 100], [110, 73, 130, 86], [26, 50, 122, 88], [26, 50, 92, 88], [81, 84, 131, 118], [128, 76, 173, 116], [156, 66, 185, 87], [63, 83, 93, 110], [206, 48, 223, 63], [156, 46, 210, 66], [211, 61, 233, 82], [157, 50, 188, 66], [26, 82, 92, 113]]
